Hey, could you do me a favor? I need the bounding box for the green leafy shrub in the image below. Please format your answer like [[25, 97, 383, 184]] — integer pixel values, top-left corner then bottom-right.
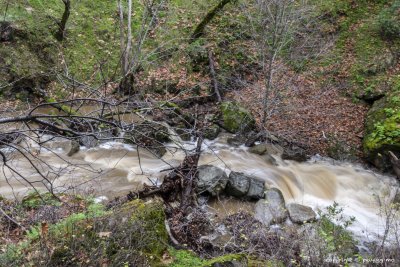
[[378, 1, 400, 39], [317, 202, 358, 258]]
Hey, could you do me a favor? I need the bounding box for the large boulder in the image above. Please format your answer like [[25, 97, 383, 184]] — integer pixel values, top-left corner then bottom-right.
[[254, 188, 288, 226], [220, 101, 255, 134], [281, 144, 307, 162], [197, 165, 228, 196], [286, 203, 316, 224], [363, 90, 400, 171], [226, 172, 250, 197], [226, 172, 265, 199], [247, 178, 265, 199]]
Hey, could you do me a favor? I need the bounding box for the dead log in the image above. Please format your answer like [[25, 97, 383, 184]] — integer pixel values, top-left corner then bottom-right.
[[135, 137, 203, 209]]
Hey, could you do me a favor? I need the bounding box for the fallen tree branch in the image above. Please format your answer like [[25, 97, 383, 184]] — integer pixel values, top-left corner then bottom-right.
[[208, 49, 222, 102]]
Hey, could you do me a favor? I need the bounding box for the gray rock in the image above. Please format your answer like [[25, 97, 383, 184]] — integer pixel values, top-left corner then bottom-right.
[[226, 172, 250, 197], [200, 224, 233, 251], [254, 188, 288, 226], [80, 135, 98, 148], [248, 143, 282, 162], [225, 172, 265, 199], [197, 165, 228, 196], [392, 189, 400, 207], [67, 140, 80, 156], [227, 135, 246, 147], [247, 178, 265, 199], [286, 203, 316, 224], [282, 145, 307, 162], [204, 124, 221, 140], [248, 144, 267, 155]]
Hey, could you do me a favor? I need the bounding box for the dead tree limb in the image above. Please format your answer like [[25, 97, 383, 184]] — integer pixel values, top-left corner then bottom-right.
[[180, 136, 203, 211], [208, 49, 222, 102], [0, 207, 26, 231]]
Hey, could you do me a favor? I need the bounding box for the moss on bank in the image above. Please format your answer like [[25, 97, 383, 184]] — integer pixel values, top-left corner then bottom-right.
[[0, 198, 169, 266], [363, 90, 400, 168], [220, 101, 256, 133]]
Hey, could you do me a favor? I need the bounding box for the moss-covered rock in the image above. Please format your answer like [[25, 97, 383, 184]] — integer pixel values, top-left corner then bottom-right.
[[204, 124, 221, 140], [363, 90, 400, 170], [11, 198, 168, 266], [220, 101, 255, 134]]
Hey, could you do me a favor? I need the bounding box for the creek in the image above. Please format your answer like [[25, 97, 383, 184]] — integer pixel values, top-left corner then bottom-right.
[[0, 131, 398, 243]]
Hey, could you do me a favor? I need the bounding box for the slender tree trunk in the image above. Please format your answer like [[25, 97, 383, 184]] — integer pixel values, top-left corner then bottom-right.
[[261, 56, 274, 126], [125, 0, 133, 74], [208, 50, 222, 102], [118, 0, 126, 76], [57, 0, 71, 41]]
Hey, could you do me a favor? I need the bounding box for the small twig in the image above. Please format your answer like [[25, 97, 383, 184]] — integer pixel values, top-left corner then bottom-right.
[[0, 207, 26, 231]]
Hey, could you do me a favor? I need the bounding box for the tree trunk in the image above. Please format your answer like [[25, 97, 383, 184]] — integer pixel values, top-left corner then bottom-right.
[[118, 0, 126, 76], [190, 0, 232, 42], [57, 0, 71, 41], [125, 0, 133, 74], [208, 50, 222, 102]]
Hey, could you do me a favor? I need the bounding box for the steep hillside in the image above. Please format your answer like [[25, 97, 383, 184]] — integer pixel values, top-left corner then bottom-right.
[[1, 0, 399, 165]]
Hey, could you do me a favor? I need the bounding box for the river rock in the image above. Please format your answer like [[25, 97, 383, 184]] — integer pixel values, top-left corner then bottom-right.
[[226, 172, 250, 197], [197, 165, 228, 196], [286, 203, 316, 224], [227, 134, 246, 147], [220, 101, 255, 134], [225, 172, 265, 199], [204, 124, 221, 140], [247, 178, 265, 199], [254, 188, 288, 226], [67, 140, 80, 156], [282, 145, 307, 162], [249, 143, 267, 155], [392, 189, 400, 207], [80, 135, 98, 148]]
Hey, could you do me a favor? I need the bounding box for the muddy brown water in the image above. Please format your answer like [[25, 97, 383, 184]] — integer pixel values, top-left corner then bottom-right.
[[0, 123, 398, 241]]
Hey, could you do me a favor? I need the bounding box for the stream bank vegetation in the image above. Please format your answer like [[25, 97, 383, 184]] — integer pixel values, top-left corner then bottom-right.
[[1, 0, 400, 266]]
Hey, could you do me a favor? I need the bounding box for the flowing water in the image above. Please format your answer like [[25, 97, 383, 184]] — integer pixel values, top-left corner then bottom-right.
[[0, 131, 399, 242]]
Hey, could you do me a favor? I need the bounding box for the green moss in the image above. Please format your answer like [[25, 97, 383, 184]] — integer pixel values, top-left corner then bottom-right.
[[220, 101, 255, 133], [0, 242, 29, 266], [169, 249, 247, 267], [204, 254, 247, 266], [21, 191, 60, 209], [364, 90, 400, 153], [169, 249, 204, 267], [7, 198, 169, 266], [377, 0, 400, 40], [248, 259, 285, 267], [125, 199, 168, 256]]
